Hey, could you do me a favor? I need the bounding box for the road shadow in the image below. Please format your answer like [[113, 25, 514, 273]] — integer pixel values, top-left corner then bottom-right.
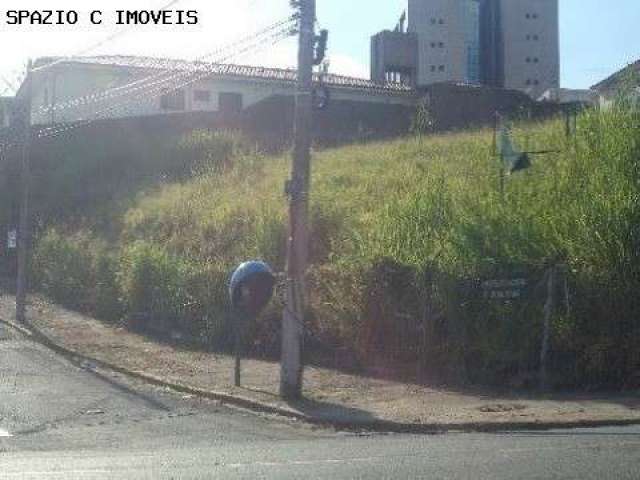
[[284, 396, 378, 424], [68, 358, 172, 412], [239, 386, 377, 424], [502, 430, 640, 437], [572, 393, 640, 411]]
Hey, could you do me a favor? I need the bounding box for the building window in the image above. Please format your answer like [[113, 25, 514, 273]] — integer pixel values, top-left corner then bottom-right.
[[533, 57, 539, 63], [533, 34, 539, 41], [194, 90, 211, 102], [438, 65, 445, 72], [534, 79, 540, 85], [438, 42, 444, 48], [430, 65, 436, 72], [430, 17, 436, 25], [438, 18, 444, 24], [218, 92, 243, 114], [160, 89, 186, 111], [431, 42, 436, 48], [526, 57, 531, 63]]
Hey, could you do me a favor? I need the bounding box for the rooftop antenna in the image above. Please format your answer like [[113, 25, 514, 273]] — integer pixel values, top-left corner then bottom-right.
[[399, 10, 407, 33]]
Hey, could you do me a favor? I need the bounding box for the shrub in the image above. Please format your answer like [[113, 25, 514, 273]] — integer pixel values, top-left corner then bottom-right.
[[118, 241, 191, 331], [32, 229, 96, 310], [32, 229, 124, 321], [181, 262, 231, 345]]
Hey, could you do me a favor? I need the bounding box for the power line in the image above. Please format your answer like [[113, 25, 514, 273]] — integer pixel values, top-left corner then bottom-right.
[[30, 0, 183, 74], [0, 74, 18, 94], [38, 21, 296, 138], [34, 14, 298, 120], [38, 22, 297, 139], [1, 14, 296, 151], [42, 27, 295, 139], [35, 15, 297, 117]]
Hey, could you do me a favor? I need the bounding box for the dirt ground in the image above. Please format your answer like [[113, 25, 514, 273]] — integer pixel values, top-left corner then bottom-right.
[[1, 294, 639, 428]]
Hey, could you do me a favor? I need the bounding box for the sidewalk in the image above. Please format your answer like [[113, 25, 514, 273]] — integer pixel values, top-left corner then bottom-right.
[[1, 293, 639, 431]]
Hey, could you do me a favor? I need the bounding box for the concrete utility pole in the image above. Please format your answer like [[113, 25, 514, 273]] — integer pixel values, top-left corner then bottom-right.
[[15, 64, 32, 324], [280, 0, 316, 399]]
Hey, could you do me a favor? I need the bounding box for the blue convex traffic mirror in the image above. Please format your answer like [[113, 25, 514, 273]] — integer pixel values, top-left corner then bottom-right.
[[229, 261, 276, 317]]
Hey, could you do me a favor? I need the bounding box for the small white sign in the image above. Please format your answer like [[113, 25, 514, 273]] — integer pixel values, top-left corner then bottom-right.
[[7, 230, 17, 249]]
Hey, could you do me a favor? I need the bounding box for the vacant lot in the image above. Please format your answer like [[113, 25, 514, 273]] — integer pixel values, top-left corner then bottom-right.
[[28, 104, 640, 389]]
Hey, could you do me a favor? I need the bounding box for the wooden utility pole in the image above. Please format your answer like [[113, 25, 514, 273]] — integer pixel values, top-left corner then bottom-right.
[[15, 64, 32, 324], [280, 0, 316, 399]]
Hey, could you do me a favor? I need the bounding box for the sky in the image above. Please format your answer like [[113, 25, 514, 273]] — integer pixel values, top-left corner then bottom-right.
[[0, 0, 638, 95]]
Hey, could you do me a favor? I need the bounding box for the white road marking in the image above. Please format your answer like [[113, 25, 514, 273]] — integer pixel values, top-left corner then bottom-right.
[[0, 428, 13, 437], [3, 470, 111, 477]]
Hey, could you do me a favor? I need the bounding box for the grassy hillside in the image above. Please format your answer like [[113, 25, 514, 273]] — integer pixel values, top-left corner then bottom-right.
[[31, 104, 640, 389]]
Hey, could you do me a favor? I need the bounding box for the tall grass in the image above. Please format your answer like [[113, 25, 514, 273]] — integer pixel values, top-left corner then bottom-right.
[[30, 103, 640, 388]]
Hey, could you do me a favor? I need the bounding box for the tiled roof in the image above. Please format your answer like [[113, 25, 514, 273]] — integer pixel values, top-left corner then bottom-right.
[[35, 55, 414, 95], [591, 59, 640, 92]]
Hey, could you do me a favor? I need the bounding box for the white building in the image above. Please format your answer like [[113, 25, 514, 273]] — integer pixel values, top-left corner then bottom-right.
[[21, 56, 414, 127], [592, 59, 640, 109]]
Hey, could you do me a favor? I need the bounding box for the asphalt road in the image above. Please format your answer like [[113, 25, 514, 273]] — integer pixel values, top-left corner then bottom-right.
[[1, 323, 639, 479]]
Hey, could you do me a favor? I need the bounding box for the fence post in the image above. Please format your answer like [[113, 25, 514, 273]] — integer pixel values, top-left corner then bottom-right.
[[539, 266, 555, 391]]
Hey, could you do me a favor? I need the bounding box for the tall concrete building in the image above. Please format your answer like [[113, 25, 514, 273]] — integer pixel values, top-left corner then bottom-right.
[[406, 0, 481, 86], [372, 0, 560, 98], [497, 0, 560, 98]]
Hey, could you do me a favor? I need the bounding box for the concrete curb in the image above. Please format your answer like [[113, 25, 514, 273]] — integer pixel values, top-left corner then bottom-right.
[[0, 318, 34, 338], [3, 316, 640, 434]]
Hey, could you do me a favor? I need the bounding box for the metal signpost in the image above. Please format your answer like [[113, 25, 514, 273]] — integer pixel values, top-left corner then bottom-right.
[[480, 265, 564, 391], [229, 261, 275, 388]]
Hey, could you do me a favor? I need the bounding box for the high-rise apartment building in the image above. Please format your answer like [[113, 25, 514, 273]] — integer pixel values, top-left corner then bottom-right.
[[406, 0, 481, 85], [497, 0, 560, 98], [372, 0, 560, 98]]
